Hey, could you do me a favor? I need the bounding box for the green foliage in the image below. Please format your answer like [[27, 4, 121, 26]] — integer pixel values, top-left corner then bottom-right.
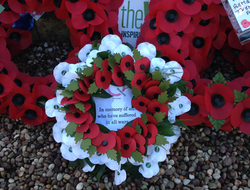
[[97, 124, 110, 133], [97, 51, 108, 59], [108, 56, 116, 69], [155, 135, 169, 146], [157, 91, 168, 104], [157, 120, 175, 136], [87, 145, 97, 157], [75, 102, 85, 112], [65, 122, 77, 136], [125, 120, 133, 127], [58, 106, 71, 113], [131, 150, 143, 163], [173, 119, 189, 130], [234, 90, 249, 104], [88, 82, 99, 94], [152, 70, 163, 81], [141, 112, 148, 124], [133, 49, 142, 60], [124, 70, 135, 81], [93, 57, 103, 70], [135, 123, 142, 134], [60, 90, 74, 98], [121, 162, 143, 179], [153, 112, 166, 123], [208, 114, 226, 131], [80, 138, 92, 151], [74, 132, 83, 143], [132, 86, 142, 98], [91, 165, 106, 181], [208, 72, 227, 87], [82, 67, 94, 77], [159, 80, 170, 91], [114, 53, 122, 63], [65, 80, 79, 91], [91, 88, 112, 98], [106, 149, 117, 161]]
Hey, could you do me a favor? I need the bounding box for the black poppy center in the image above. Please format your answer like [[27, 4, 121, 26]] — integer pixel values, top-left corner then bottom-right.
[[69, 0, 78, 2], [125, 62, 131, 67], [9, 32, 22, 43], [162, 56, 170, 62], [183, 0, 195, 4], [54, 0, 62, 8], [3, 2, 11, 11], [149, 18, 157, 30], [187, 103, 199, 116], [211, 94, 225, 108], [199, 19, 210, 26], [83, 9, 95, 21], [193, 37, 205, 48], [101, 76, 105, 82], [0, 84, 3, 94], [123, 144, 129, 150], [108, 28, 113, 34], [190, 79, 197, 88], [36, 96, 48, 109], [25, 110, 37, 119], [117, 72, 122, 77], [147, 132, 152, 138], [140, 64, 146, 70], [166, 10, 178, 23], [85, 128, 91, 134], [102, 140, 108, 146], [136, 79, 142, 85], [18, 0, 26, 4], [177, 31, 184, 37], [12, 94, 25, 106], [89, 79, 93, 84], [241, 109, 250, 122], [201, 4, 208, 11], [0, 68, 8, 75], [125, 132, 130, 138], [241, 86, 249, 93], [157, 33, 170, 45], [90, 32, 101, 41], [79, 90, 84, 94], [139, 102, 145, 106], [136, 143, 139, 148], [155, 107, 160, 112], [77, 28, 87, 34], [75, 113, 81, 118]]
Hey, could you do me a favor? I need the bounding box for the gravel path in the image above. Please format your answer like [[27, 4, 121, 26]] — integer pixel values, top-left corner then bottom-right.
[[0, 41, 249, 190]]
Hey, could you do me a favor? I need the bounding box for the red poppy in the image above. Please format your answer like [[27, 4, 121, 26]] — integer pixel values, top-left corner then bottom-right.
[[0, 74, 14, 98], [145, 86, 163, 100], [134, 57, 150, 72], [182, 60, 197, 81], [109, 0, 123, 11], [109, 131, 121, 152], [204, 83, 234, 120], [0, 60, 19, 80], [65, 0, 88, 15], [227, 30, 244, 50], [0, 96, 9, 114], [0, 1, 20, 24], [76, 112, 93, 133], [60, 96, 80, 105], [212, 32, 227, 50], [26, 0, 55, 12], [131, 73, 148, 90], [54, 0, 69, 20], [95, 70, 112, 89], [147, 101, 169, 116], [143, 79, 161, 90], [120, 137, 136, 158], [232, 77, 250, 94], [131, 96, 150, 112], [231, 98, 250, 134], [176, 0, 201, 15], [117, 126, 137, 142], [192, 2, 219, 20], [45, 74, 57, 90], [120, 55, 134, 74], [8, 0, 36, 14], [83, 75, 95, 88], [74, 88, 91, 102], [140, 15, 159, 42], [133, 134, 146, 155], [82, 122, 100, 139], [96, 133, 116, 154], [66, 107, 88, 124], [147, 124, 158, 145], [132, 118, 148, 137], [222, 43, 241, 63], [13, 72, 34, 92], [71, 1, 107, 29], [111, 65, 124, 86], [146, 114, 158, 125], [158, 45, 185, 65]]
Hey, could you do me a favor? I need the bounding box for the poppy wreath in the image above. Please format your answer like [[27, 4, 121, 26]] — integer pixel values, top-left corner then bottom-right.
[[44, 34, 192, 184]]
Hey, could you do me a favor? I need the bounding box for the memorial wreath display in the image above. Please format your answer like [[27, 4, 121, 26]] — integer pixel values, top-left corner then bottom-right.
[[0, 0, 250, 185]]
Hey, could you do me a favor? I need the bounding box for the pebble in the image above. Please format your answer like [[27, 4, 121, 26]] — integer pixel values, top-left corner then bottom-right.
[[76, 182, 84, 190], [213, 173, 221, 180], [209, 183, 217, 189], [223, 157, 232, 166], [209, 155, 219, 162], [64, 174, 71, 180], [167, 181, 174, 189], [183, 179, 191, 185], [174, 178, 181, 184]]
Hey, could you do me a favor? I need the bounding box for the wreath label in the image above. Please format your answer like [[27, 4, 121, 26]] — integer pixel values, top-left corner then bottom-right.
[[93, 85, 142, 131]]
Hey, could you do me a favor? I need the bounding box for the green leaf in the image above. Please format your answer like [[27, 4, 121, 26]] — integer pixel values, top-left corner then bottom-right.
[[133, 49, 142, 61], [65, 80, 79, 91], [157, 121, 175, 136], [74, 132, 83, 143], [76, 71, 85, 80], [106, 149, 117, 161], [156, 50, 161, 57], [87, 145, 97, 157], [97, 124, 110, 133], [80, 138, 92, 151], [208, 114, 226, 131], [92, 40, 98, 49], [88, 82, 99, 94], [93, 57, 103, 70], [167, 97, 178, 103], [78, 159, 85, 168], [234, 90, 249, 104], [132, 86, 142, 98], [82, 67, 94, 77], [65, 122, 77, 136], [92, 88, 112, 98], [75, 102, 85, 112], [68, 160, 80, 168], [121, 162, 143, 179], [131, 150, 143, 163], [91, 165, 106, 181], [124, 77, 132, 88], [0, 5, 5, 13], [85, 158, 94, 167], [157, 91, 168, 104], [108, 56, 116, 69], [153, 112, 166, 123], [135, 123, 142, 134], [124, 70, 135, 81], [117, 151, 121, 164], [152, 70, 163, 81], [208, 72, 227, 87], [58, 106, 71, 113], [173, 119, 189, 130], [159, 80, 170, 91], [125, 120, 133, 127], [114, 53, 122, 63], [155, 135, 169, 146], [87, 98, 96, 122], [141, 112, 148, 124], [97, 51, 108, 59]]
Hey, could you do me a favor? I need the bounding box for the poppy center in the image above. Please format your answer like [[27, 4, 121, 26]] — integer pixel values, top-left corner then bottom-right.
[[54, 0, 62, 8], [149, 18, 157, 30], [85, 128, 91, 134], [147, 132, 152, 138], [102, 140, 108, 146], [69, 0, 78, 2], [125, 132, 130, 138], [90, 32, 101, 41], [136, 143, 139, 148], [9, 32, 22, 43], [36, 96, 48, 109], [3, 2, 11, 11], [123, 144, 129, 150], [117, 72, 122, 77], [241, 109, 250, 122], [101, 76, 105, 82], [140, 64, 146, 70], [0, 68, 8, 75], [187, 103, 199, 116], [211, 94, 225, 108], [166, 10, 178, 23], [193, 37, 205, 48], [125, 62, 131, 67], [89, 79, 93, 84], [12, 94, 25, 106], [201, 4, 208, 11], [83, 9, 95, 21], [139, 102, 145, 106], [177, 31, 184, 37], [199, 19, 210, 26], [155, 107, 160, 112], [232, 48, 241, 55], [79, 90, 84, 94], [18, 0, 26, 4], [25, 110, 37, 119], [136, 79, 142, 85], [241, 86, 249, 93], [0, 84, 3, 94], [157, 33, 170, 45], [183, 0, 194, 4], [162, 56, 170, 62], [75, 113, 81, 118], [90, 0, 98, 2]]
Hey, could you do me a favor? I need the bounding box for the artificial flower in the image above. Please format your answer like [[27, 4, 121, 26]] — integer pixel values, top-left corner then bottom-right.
[[134, 57, 150, 72], [148, 145, 167, 162], [0, 74, 14, 98], [60, 143, 78, 161], [120, 55, 134, 73], [131, 73, 148, 90], [114, 168, 126, 185], [147, 101, 169, 116], [136, 42, 156, 60], [132, 96, 150, 112], [138, 157, 159, 178], [53, 62, 69, 84], [45, 97, 62, 117], [113, 44, 133, 57]]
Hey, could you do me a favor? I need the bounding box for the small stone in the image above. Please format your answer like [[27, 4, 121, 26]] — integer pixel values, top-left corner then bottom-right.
[[192, 179, 200, 186], [220, 145, 226, 153], [76, 182, 84, 190], [64, 174, 71, 180], [39, 177, 47, 183], [209, 183, 217, 189], [66, 183, 71, 190], [174, 178, 181, 184], [213, 173, 221, 180], [44, 42, 48, 47], [8, 178, 14, 183], [46, 170, 53, 177], [209, 155, 219, 162], [29, 165, 35, 174], [183, 179, 190, 185], [48, 164, 55, 170], [167, 181, 174, 189], [57, 173, 63, 181], [207, 169, 213, 176], [223, 157, 232, 166], [165, 169, 173, 175]]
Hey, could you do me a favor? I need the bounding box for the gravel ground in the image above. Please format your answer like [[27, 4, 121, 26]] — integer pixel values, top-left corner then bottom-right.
[[1, 40, 250, 190]]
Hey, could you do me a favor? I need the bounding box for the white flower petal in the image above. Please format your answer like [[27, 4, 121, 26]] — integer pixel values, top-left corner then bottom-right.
[[139, 159, 159, 178], [86, 49, 99, 67], [82, 160, 95, 172], [56, 90, 64, 104], [149, 58, 165, 73], [89, 153, 108, 165], [68, 62, 87, 73], [149, 145, 167, 163], [114, 169, 126, 185], [61, 72, 79, 87], [114, 44, 133, 57], [105, 159, 119, 171], [61, 130, 78, 146], [163, 61, 183, 84], [137, 42, 156, 60], [71, 140, 89, 159], [45, 97, 62, 118], [60, 143, 78, 161], [52, 123, 63, 143], [53, 62, 69, 84], [78, 44, 92, 62], [98, 41, 118, 54], [101, 34, 122, 45]]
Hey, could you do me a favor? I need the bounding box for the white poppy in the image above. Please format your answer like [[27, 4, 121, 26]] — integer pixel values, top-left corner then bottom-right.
[[163, 61, 183, 84], [164, 125, 181, 145], [52, 123, 64, 143], [128, 155, 147, 166], [71, 140, 89, 159], [61, 72, 79, 88], [138, 157, 159, 178], [60, 143, 78, 161], [114, 168, 126, 185], [98, 41, 120, 54], [61, 130, 78, 146], [68, 62, 87, 73], [82, 160, 95, 172], [45, 97, 62, 118], [101, 34, 122, 45], [148, 145, 167, 163], [78, 44, 92, 62], [89, 152, 108, 165], [56, 90, 64, 104], [53, 62, 69, 84], [86, 49, 99, 67], [114, 44, 133, 57], [105, 159, 119, 171], [149, 57, 165, 73], [55, 111, 68, 127], [137, 42, 156, 60]]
